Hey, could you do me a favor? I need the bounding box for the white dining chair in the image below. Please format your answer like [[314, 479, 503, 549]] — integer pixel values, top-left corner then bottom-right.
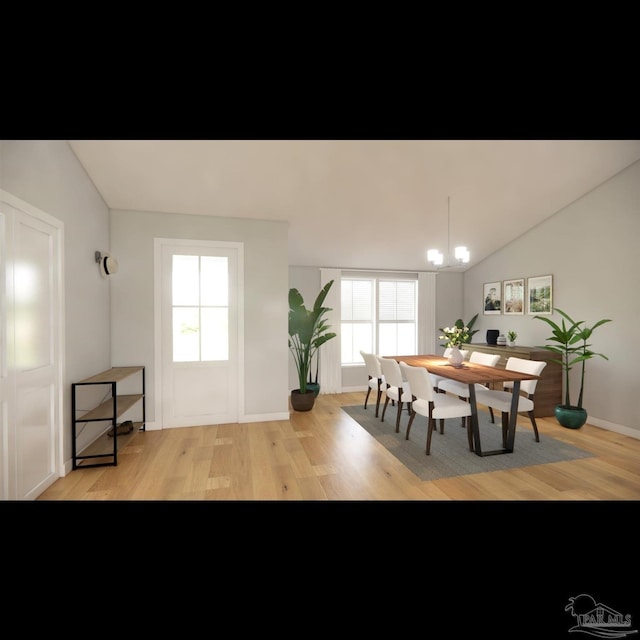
[[360, 350, 385, 417], [438, 351, 501, 426], [431, 347, 469, 393], [377, 356, 413, 433], [475, 357, 547, 444], [399, 361, 473, 454]]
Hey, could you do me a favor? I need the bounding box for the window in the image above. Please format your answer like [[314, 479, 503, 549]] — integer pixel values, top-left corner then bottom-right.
[[341, 276, 417, 364], [172, 254, 229, 362]]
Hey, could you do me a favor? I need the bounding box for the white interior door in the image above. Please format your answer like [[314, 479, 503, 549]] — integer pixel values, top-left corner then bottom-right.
[[0, 192, 63, 500], [159, 239, 241, 428]]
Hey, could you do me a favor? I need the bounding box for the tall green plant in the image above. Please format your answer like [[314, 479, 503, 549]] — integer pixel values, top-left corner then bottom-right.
[[533, 308, 611, 409], [573, 317, 612, 408], [288, 280, 337, 394]]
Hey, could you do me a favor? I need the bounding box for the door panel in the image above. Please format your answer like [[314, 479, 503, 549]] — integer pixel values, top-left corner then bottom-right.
[[16, 383, 54, 497], [171, 365, 230, 418], [159, 240, 241, 428], [0, 194, 62, 500]]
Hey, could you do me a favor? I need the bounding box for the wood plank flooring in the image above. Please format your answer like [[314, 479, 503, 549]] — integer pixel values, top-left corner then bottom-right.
[[37, 391, 640, 501]]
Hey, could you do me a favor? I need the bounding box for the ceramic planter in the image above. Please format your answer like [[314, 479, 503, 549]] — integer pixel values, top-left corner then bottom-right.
[[555, 405, 588, 429], [291, 389, 316, 411]]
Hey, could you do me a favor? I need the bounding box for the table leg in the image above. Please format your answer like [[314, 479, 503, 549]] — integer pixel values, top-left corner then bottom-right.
[[505, 380, 520, 452], [470, 382, 512, 456], [468, 384, 482, 455]]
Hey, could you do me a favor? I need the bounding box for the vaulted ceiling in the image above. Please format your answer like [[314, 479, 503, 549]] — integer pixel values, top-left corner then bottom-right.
[[69, 139, 640, 272]]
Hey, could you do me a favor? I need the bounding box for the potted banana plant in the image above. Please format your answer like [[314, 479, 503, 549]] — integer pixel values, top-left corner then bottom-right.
[[533, 308, 612, 429], [288, 280, 337, 411]]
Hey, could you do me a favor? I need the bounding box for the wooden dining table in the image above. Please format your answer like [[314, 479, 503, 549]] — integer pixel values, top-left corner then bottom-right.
[[391, 354, 541, 456]]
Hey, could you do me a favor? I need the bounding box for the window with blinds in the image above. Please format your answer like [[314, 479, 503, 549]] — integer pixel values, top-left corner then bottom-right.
[[341, 276, 417, 364]]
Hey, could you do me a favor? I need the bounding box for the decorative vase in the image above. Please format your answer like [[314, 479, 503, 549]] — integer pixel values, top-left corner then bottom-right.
[[486, 330, 499, 345], [508, 341, 516, 347], [448, 345, 464, 368], [555, 405, 588, 429], [496, 333, 507, 346], [291, 389, 316, 411]]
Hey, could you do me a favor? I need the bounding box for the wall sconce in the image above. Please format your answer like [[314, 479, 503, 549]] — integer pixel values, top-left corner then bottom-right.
[[95, 251, 119, 277]]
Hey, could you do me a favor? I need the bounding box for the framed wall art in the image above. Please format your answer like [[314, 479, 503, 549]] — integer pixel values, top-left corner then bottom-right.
[[503, 278, 524, 315], [527, 274, 553, 315], [483, 281, 501, 315]]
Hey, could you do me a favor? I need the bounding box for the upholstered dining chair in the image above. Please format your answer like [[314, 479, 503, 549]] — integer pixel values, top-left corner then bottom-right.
[[377, 356, 413, 433], [475, 357, 547, 444], [431, 347, 469, 393], [438, 351, 501, 426], [399, 361, 473, 454], [360, 350, 385, 417]]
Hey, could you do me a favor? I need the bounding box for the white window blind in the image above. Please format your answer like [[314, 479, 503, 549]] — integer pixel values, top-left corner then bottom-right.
[[341, 275, 417, 363]]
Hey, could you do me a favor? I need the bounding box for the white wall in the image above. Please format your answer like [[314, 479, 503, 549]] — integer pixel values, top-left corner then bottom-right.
[[0, 140, 112, 464], [463, 160, 640, 434], [110, 209, 290, 422]]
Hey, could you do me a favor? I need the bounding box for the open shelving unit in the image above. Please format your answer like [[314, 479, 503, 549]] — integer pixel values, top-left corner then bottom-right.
[[71, 366, 145, 469]]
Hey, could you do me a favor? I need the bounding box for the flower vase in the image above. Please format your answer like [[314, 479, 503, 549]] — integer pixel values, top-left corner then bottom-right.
[[448, 346, 464, 368]]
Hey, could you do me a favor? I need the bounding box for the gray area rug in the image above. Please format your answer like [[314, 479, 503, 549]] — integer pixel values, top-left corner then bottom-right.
[[342, 404, 593, 481]]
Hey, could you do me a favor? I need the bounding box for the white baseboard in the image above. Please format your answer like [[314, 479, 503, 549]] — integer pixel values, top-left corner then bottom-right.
[[240, 411, 290, 423], [144, 413, 291, 428], [588, 416, 640, 440]]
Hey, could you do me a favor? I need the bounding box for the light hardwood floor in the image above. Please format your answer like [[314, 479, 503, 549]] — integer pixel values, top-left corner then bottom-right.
[[37, 391, 640, 500]]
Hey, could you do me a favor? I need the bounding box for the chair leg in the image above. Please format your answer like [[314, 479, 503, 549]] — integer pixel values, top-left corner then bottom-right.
[[439, 418, 445, 434], [364, 386, 372, 410], [528, 411, 540, 442], [381, 397, 390, 422], [395, 402, 403, 433], [461, 397, 469, 426], [501, 412, 509, 448], [406, 410, 416, 440], [426, 416, 435, 455], [375, 388, 382, 418]]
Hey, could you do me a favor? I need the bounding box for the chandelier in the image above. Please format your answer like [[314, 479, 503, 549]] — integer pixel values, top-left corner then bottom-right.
[[427, 196, 470, 267]]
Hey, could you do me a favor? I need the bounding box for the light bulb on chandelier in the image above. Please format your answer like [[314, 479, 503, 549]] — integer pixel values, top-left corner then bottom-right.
[[427, 196, 470, 267]]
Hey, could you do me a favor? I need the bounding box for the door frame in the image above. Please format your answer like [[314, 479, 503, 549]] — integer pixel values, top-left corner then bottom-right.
[[153, 237, 244, 430], [0, 190, 65, 498]]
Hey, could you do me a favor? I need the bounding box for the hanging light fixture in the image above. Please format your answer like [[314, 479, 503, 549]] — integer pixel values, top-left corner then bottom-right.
[[427, 196, 470, 267]]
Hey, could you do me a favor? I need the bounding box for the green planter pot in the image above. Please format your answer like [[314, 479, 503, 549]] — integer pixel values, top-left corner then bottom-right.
[[555, 405, 588, 429], [306, 383, 320, 397]]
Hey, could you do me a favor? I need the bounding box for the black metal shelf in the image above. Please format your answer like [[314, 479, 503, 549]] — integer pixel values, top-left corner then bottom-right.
[[72, 366, 145, 469]]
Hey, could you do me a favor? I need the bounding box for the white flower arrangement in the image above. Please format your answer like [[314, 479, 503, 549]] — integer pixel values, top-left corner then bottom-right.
[[439, 325, 471, 348]]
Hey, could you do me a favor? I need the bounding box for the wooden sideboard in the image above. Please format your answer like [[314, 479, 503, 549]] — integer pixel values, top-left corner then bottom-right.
[[461, 343, 561, 417]]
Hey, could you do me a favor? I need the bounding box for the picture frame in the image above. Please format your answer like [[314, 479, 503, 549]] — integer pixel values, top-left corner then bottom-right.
[[483, 281, 502, 315], [527, 274, 553, 315], [503, 278, 525, 315]]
